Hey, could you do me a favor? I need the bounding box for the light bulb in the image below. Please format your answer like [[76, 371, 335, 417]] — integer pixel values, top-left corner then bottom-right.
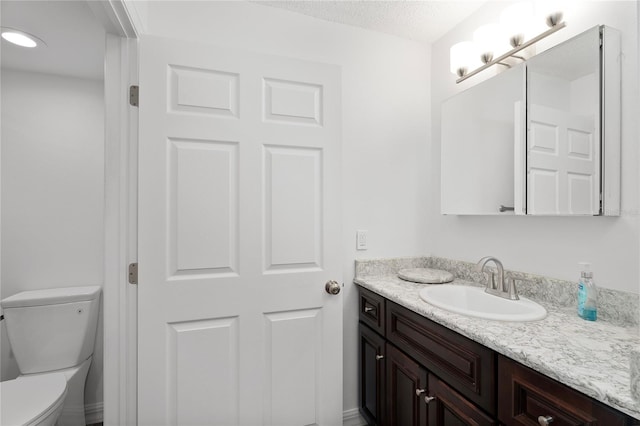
[[450, 41, 475, 77], [534, 0, 565, 28], [473, 24, 510, 63], [500, 1, 535, 47]]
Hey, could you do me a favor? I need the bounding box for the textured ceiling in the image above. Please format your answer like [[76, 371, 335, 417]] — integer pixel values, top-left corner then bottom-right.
[[0, 1, 485, 80], [255, 0, 487, 44]]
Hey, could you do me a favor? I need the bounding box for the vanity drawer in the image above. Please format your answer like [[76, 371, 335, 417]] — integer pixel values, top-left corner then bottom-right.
[[498, 355, 631, 426], [386, 301, 496, 415], [359, 287, 385, 335]]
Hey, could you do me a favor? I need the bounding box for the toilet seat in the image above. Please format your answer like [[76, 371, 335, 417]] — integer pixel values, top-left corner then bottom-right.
[[1, 373, 67, 426]]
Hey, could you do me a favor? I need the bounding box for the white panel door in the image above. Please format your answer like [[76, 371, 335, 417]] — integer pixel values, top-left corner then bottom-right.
[[527, 104, 599, 215], [137, 35, 342, 426]]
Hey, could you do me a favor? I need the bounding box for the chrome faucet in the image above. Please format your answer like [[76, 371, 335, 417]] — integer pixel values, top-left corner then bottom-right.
[[475, 256, 519, 300]]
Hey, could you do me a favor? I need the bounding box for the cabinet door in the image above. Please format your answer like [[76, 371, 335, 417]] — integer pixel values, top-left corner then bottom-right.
[[359, 323, 385, 426], [386, 344, 428, 426], [428, 374, 497, 426]]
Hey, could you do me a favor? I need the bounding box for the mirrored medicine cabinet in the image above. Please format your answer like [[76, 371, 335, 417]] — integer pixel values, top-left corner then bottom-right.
[[441, 25, 621, 216]]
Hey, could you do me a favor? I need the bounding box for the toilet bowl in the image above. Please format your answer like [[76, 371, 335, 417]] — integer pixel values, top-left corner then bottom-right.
[[1, 373, 67, 426], [19, 357, 93, 426], [1, 286, 101, 426]]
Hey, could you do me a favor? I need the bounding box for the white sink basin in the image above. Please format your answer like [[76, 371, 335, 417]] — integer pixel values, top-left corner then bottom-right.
[[419, 285, 547, 322]]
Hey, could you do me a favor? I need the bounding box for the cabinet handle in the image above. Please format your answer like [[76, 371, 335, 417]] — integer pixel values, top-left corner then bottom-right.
[[364, 306, 375, 313], [375, 355, 384, 361], [424, 396, 435, 404], [538, 416, 554, 425], [415, 389, 426, 396]]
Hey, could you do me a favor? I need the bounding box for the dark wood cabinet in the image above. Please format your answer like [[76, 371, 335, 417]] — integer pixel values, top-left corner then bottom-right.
[[498, 355, 630, 426], [359, 287, 385, 335], [360, 323, 386, 426], [357, 286, 636, 426], [386, 300, 496, 414], [386, 344, 428, 426], [428, 374, 497, 426]]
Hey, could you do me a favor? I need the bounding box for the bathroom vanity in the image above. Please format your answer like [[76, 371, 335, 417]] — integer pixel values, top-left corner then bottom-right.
[[355, 259, 640, 426]]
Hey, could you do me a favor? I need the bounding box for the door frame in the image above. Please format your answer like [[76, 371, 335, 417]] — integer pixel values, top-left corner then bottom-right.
[[89, 1, 139, 424]]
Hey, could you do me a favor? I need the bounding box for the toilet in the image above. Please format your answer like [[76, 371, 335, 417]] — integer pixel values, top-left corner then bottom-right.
[[1, 373, 68, 426], [1, 286, 101, 426]]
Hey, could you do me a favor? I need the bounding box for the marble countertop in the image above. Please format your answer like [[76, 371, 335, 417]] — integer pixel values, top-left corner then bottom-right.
[[355, 274, 640, 420]]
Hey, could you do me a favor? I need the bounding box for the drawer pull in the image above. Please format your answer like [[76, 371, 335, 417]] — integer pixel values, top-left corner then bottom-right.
[[424, 395, 435, 404], [415, 389, 426, 396], [538, 416, 554, 425], [364, 306, 375, 313], [375, 354, 384, 361]]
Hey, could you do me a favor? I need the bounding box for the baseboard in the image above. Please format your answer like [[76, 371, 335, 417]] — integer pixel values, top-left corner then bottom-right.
[[85, 401, 104, 425], [85, 403, 357, 425], [343, 407, 367, 426]]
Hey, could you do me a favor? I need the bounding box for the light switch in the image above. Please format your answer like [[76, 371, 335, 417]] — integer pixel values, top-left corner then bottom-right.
[[356, 230, 368, 250]]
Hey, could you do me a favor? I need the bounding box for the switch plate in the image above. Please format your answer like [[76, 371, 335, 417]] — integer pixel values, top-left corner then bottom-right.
[[356, 230, 368, 250]]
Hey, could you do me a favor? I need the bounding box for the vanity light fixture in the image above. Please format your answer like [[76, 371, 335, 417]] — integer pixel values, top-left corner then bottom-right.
[[1, 28, 45, 48], [450, 1, 566, 84]]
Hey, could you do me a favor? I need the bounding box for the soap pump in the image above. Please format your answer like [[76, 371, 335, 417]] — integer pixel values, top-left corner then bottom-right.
[[577, 262, 597, 321]]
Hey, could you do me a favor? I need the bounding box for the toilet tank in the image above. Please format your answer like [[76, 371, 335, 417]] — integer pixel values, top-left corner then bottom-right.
[[1, 286, 101, 374]]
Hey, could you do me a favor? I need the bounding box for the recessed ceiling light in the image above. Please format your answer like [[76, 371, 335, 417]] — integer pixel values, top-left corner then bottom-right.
[[1, 28, 45, 48]]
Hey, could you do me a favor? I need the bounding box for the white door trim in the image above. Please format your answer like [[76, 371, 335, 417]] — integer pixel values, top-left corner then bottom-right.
[[100, 1, 138, 425]]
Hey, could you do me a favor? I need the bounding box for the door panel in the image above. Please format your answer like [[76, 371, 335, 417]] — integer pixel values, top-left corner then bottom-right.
[[169, 65, 239, 116], [263, 78, 322, 125], [138, 35, 341, 426], [169, 138, 238, 276], [264, 308, 321, 426], [167, 317, 239, 426], [527, 104, 598, 215], [264, 145, 322, 271]]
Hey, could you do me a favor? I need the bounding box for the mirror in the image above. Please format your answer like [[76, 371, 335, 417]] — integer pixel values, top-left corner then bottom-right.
[[441, 25, 620, 216], [526, 25, 620, 215], [441, 64, 525, 215]]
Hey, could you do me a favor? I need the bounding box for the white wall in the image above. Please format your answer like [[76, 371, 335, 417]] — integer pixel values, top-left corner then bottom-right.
[[430, 1, 639, 294], [1, 69, 105, 411], [134, 0, 431, 415]]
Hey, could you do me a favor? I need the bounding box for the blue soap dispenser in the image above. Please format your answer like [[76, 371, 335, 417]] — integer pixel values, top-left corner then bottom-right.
[[577, 262, 597, 321]]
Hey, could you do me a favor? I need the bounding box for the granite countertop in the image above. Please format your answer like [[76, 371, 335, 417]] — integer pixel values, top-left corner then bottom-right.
[[354, 274, 640, 420]]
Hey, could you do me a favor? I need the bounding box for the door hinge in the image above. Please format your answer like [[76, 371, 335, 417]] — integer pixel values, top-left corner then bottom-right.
[[128, 263, 138, 285], [129, 85, 139, 107]]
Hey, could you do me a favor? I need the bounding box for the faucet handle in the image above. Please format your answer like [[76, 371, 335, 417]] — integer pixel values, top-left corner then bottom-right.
[[505, 277, 520, 300]]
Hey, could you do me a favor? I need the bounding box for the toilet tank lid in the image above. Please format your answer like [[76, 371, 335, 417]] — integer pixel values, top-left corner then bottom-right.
[[1, 286, 101, 308]]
